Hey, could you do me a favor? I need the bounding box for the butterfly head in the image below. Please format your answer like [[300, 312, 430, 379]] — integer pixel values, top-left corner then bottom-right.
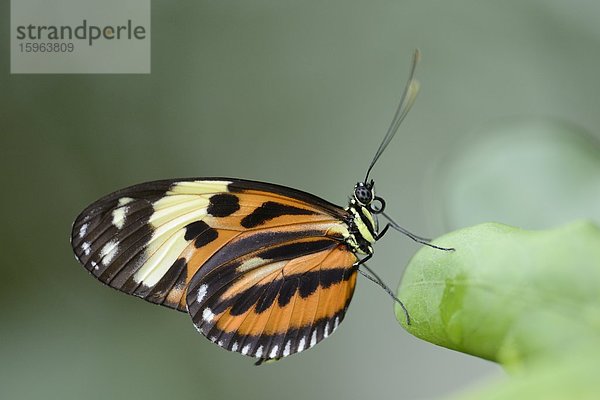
[[353, 180, 385, 214], [353, 180, 374, 205]]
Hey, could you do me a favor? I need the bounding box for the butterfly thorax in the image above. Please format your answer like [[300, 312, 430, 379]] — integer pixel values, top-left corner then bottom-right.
[[345, 198, 378, 255]]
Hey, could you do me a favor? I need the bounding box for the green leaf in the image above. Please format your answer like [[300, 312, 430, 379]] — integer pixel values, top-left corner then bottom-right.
[[396, 221, 600, 398]]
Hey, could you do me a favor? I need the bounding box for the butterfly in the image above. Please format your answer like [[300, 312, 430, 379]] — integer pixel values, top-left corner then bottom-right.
[[70, 50, 451, 365]]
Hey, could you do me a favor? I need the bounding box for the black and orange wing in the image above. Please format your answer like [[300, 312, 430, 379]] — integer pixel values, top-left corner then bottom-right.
[[186, 233, 358, 362], [71, 178, 357, 360]]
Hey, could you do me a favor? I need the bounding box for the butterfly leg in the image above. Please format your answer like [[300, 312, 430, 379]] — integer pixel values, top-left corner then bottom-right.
[[353, 253, 372, 268], [375, 224, 391, 241], [358, 264, 411, 325]]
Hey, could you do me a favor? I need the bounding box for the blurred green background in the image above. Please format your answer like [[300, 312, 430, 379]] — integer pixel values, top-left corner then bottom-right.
[[2, 1, 600, 399]]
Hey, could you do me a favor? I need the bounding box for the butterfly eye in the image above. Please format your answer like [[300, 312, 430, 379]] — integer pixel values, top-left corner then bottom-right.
[[354, 184, 373, 205]]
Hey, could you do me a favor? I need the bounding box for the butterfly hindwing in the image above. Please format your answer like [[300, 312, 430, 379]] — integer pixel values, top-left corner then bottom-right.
[[186, 233, 358, 361]]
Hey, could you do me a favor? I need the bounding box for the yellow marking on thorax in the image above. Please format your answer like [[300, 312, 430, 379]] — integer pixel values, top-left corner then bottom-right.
[[350, 208, 375, 244], [362, 206, 377, 232]]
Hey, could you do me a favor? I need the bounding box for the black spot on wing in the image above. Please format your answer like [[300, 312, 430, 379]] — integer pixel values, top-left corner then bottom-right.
[[196, 229, 219, 248], [299, 272, 320, 298], [183, 220, 219, 248], [240, 201, 316, 228], [228, 284, 268, 316], [184, 220, 210, 241], [255, 278, 284, 313], [319, 268, 346, 289], [207, 194, 240, 217], [278, 278, 299, 307], [198, 231, 219, 249], [288, 268, 350, 302]]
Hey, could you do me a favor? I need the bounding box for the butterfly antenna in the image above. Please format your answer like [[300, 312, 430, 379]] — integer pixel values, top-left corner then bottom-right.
[[365, 49, 421, 182], [358, 264, 411, 325], [382, 211, 455, 251]]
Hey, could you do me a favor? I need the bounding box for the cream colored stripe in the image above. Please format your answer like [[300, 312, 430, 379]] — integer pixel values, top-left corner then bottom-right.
[[169, 180, 230, 195], [150, 196, 209, 227], [146, 207, 208, 255], [133, 229, 188, 286], [152, 194, 201, 211]]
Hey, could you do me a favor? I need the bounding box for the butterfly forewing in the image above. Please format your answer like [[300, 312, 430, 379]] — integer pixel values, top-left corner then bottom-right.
[[71, 178, 358, 361]]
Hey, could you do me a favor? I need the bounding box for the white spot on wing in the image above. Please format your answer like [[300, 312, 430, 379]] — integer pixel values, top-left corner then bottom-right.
[[241, 344, 250, 355], [100, 240, 119, 266], [91, 260, 98, 270], [112, 206, 129, 229], [298, 337, 306, 352], [78, 223, 88, 238], [255, 345, 264, 358], [283, 341, 292, 357], [269, 345, 279, 359], [81, 242, 91, 256], [310, 330, 318, 347], [118, 197, 134, 206], [218, 340, 224, 347], [334, 316, 340, 330], [202, 308, 215, 322], [231, 342, 239, 352], [324, 322, 330, 338], [196, 284, 208, 304]]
